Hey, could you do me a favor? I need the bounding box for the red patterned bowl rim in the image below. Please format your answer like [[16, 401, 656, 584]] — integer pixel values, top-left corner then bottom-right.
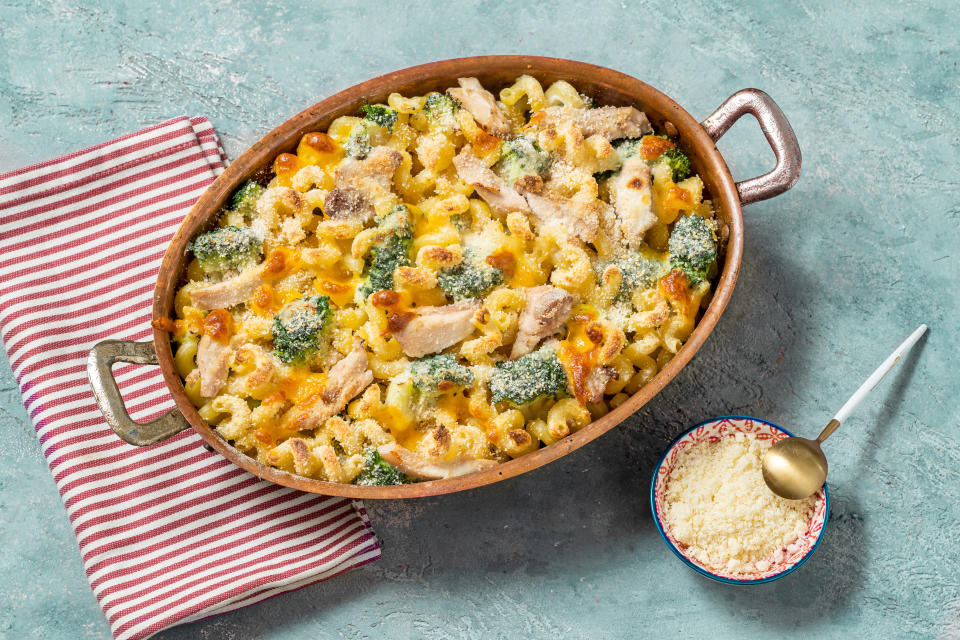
[[650, 415, 829, 584]]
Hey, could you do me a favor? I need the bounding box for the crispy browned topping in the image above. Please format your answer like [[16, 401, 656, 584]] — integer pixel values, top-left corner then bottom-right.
[[513, 174, 543, 194], [509, 429, 532, 447], [585, 322, 604, 345], [640, 135, 675, 160], [659, 269, 692, 313], [202, 309, 233, 344], [324, 187, 371, 220], [275, 153, 299, 174], [264, 250, 287, 275], [387, 310, 416, 333], [430, 424, 451, 456], [290, 438, 311, 466], [301, 132, 336, 153], [151, 316, 177, 332], [318, 280, 349, 295], [485, 250, 516, 276], [370, 289, 401, 308]]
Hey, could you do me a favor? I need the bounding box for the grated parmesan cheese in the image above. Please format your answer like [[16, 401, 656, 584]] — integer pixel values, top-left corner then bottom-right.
[[661, 432, 816, 574]]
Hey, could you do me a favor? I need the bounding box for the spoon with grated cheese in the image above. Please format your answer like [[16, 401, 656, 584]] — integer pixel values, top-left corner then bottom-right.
[[762, 324, 928, 500]]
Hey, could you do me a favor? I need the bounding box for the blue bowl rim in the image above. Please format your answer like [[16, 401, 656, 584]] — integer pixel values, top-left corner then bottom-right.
[[649, 414, 830, 585]]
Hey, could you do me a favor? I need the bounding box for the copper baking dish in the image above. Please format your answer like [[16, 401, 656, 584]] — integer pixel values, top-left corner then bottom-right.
[[87, 56, 800, 499]]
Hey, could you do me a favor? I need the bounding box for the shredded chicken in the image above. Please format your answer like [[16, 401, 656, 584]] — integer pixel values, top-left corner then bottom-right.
[[336, 145, 403, 187], [284, 340, 374, 431], [189, 266, 264, 310], [613, 157, 658, 247], [452, 146, 531, 213], [330, 146, 403, 219], [540, 105, 653, 140], [393, 299, 481, 358], [582, 366, 616, 403], [454, 131, 602, 245], [196, 335, 233, 397], [323, 187, 372, 222], [377, 443, 498, 480], [511, 286, 574, 359], [523, 191, 599, 243], [448, 77, 511, 138]]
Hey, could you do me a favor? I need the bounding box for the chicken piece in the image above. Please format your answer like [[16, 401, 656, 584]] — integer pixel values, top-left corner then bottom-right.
[[188, 266, 264, 310], [612, 157, 658, 247], [448, 77, 511, 138], [284, 340, 374, 431], [523, 191, 599, 243], [393, 299, 481, 358], [323, 187, 372, 222], [540, 106, 652, 140], [582, 366, 616, 404], [377, 443, 498, 480], [510, 286, 574, 359], [319, 341, 374, 413], [452, 146, 531, 214], [335, 146, 403, 189], [196, 334, 233, 397], [331, 146, 403, 219]]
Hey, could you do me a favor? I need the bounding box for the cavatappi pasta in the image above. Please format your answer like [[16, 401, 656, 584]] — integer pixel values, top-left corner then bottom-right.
[[165, 76, 719, 485]]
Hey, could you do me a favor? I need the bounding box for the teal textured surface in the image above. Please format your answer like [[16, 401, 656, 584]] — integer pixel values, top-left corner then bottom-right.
[[1, 1, 958, 638]]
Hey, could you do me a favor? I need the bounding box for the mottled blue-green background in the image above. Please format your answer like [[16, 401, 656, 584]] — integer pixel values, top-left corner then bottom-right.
[[1, 1, 958, 638]]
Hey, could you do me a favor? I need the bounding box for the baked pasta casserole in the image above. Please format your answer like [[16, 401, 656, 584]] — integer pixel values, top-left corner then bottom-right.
[[166, 76, 719, 485]]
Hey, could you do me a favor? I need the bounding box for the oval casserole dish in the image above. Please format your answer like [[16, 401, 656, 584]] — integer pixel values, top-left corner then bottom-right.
[[87, 55, 801, 498]]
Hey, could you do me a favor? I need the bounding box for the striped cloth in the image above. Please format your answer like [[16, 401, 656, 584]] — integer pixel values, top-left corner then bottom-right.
[[0, 117, 381, 640]]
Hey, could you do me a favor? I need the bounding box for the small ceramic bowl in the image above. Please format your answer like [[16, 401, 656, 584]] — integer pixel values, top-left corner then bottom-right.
[[650, 415, 829, 584]]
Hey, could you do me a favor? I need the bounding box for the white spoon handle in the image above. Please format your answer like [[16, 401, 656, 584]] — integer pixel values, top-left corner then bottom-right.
[[832, 324, 927, 425]]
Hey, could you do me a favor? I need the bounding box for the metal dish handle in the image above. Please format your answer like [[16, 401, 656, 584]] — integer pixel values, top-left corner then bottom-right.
[[87, 340, 190, 446], [701, 88, 802, 206]]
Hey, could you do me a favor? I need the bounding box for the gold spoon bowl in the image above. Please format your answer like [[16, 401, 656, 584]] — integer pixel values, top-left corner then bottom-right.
[[761, 420, 837, 500]]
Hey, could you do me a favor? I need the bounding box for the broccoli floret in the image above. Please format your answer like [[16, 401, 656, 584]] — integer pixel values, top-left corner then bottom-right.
[[357, 205, 413, 300], [354, 450, 408, 486], [189, 225, 262, 279], [422, 92, 461, 129], [596, 251, 669, 300], [450, 212, 468, 232], [593, 138, 643, 183], [661, 149, 691, 182], [614, 137, 643, 162], [437, 251, 503, 300], [490, 347, 568, 405], [344, 122, 373, 159], [593, 168, 617, 183], [410, 354, 474, 394], [496, 135, 551, 185], [668, 215, 717, 285], [272, 296, 332, 363], [229, 180, 263, 213], [360, 104, 398, 132]]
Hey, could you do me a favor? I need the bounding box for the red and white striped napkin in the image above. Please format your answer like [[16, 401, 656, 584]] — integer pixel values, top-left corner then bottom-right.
[[0, 117, 381, 640]]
